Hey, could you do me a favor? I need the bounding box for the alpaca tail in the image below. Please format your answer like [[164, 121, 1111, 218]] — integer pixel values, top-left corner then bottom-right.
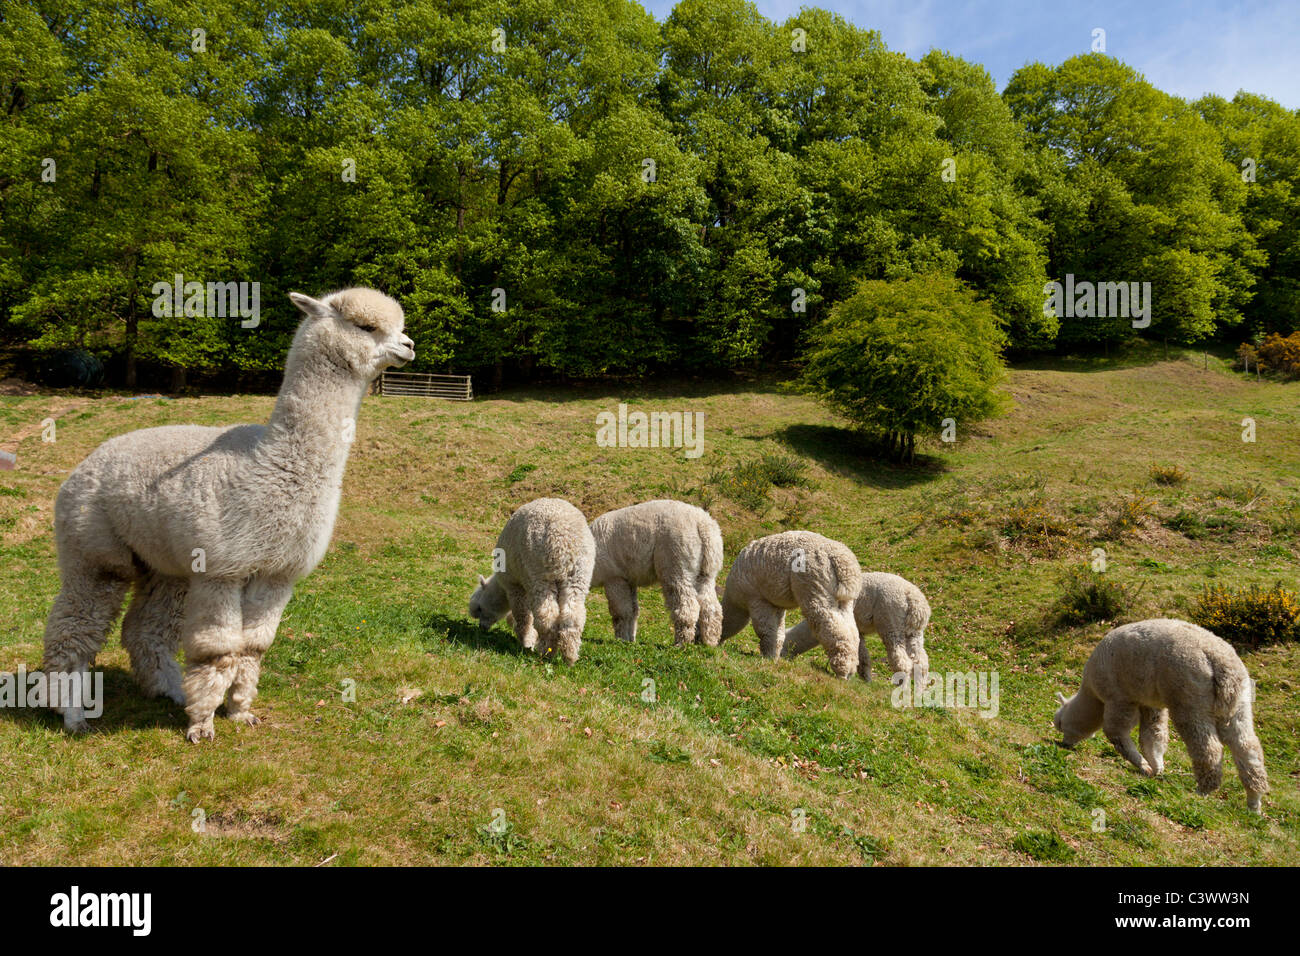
[[828, 549, 860, 606], [533, 587, 561, 634], [698, 519, 724, 579], [904, 590, 931, 637], [1209, 651, 1250, 721]]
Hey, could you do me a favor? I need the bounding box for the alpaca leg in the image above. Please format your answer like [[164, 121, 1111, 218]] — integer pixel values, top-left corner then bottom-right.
[[779, 620, 820, 659], [907, 633, 930, 687], [882, 630, 915, 683], [662, 580, 701, 647], [1218, 699, 1268, 812], [225, 576, 293, 726], [1138, 707, 1169, 776], [120, 574, 187, 705], [41, 564, 130, 732], [549, 583, 586, 665], [1170, 708, 1223, 794], [180, 577, 244, 743], [604, 578, 638, 643], [694, 578, 723, 647], [857, 636, 872, 682], [506, 583, 536, 650], [748, 599, 786, 660], [1102, 702, 1150, 774]]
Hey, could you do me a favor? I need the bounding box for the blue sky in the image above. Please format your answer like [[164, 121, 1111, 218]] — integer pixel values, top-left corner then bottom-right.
[[640, 1, 1300, 108]]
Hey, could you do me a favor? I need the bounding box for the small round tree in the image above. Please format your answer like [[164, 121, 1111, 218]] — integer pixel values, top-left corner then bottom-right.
[[799, 274, 1009, 461]]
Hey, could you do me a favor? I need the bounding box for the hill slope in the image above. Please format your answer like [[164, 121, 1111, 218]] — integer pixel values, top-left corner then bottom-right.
[[0, 353, 1297, 865]]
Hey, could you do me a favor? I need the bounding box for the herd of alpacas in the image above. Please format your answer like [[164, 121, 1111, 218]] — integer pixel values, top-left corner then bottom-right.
[[34, 288, 1270, 814]]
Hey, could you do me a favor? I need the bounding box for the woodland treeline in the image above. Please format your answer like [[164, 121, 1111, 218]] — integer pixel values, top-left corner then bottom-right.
[[1, 0, 1298, 387]]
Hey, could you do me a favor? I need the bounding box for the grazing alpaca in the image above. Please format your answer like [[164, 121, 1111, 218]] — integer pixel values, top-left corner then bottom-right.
[[41, 288, 414, 741], [469, 497, 595, 664], [1053, 618, 1269, 813], [783, 572, 931, 683], [589, 499, 724, 647], [717, 531, 861, 677]]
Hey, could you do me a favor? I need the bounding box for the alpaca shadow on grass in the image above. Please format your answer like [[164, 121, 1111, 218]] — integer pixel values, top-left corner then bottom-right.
[[424, 612, 531, 659], [0, 664, 186, 734], [773, 424, 946, 490]]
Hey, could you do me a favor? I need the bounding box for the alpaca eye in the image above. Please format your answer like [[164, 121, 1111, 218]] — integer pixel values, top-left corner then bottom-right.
[[358, 323, 377, 333]]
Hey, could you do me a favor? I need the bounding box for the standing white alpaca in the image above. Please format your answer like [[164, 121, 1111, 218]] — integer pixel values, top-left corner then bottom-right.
[[469, 497, 595, 664], [589, 499, 724, 647], [782, 572, 931, 683], [41, 288, 414, 741], [717, 530, 861, 676], [1053, 618, 1269, 812]]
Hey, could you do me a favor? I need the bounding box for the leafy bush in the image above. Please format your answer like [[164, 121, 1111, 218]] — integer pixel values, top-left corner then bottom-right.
[[799, 275, 1009, 462], [1190, 584, 1300, 648], [1050, 568, 1141, 626]]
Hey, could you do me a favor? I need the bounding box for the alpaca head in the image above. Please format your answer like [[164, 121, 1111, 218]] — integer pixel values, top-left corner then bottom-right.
[[287, 288, 415, 380], [468, 573, 509, 630], [1053, 690, 1101, 747]]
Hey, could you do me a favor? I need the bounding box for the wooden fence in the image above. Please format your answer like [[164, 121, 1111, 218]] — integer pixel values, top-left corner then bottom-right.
[[378, 371, 473, 401]]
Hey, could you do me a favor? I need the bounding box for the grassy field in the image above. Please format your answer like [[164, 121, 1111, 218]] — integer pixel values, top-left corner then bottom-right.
[[1, 349, 1297, 865]]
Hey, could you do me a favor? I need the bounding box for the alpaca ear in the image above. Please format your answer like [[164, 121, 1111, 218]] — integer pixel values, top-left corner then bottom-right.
[[288, 292, 331, 320], [1055, 691, 1068, 706], [478, 574, 487, 586]]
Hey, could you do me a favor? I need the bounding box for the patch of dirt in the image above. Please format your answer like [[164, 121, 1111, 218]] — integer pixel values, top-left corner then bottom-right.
[[0, 378, 39, 396], [203, 810, 288, 841]]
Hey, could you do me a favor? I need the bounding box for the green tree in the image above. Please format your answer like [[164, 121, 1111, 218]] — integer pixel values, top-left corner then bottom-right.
[[799, 274, 1009, 461]]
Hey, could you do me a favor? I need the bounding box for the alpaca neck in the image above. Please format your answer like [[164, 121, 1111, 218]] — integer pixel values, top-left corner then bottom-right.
[[719, 597, 750, 642], [260, 349, 366, 480]]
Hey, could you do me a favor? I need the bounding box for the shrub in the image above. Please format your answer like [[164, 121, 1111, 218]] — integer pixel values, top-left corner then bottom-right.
[[1165, 509, 1206, 538], [1190, 584, 1300, 648], [799, 275, 1009, 462], [1257, 331, 1300, 378], [1000, 503, 1072, 542], [712, 461, 772, 512], [1101, 494, 1154, 539], [1149, 464, 1187, 486], [755, 452, 809, 488], [1050, 568, 1141, 627]]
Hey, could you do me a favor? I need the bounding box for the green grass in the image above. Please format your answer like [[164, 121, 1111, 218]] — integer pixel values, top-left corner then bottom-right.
[[0, 351, 1298, 865]]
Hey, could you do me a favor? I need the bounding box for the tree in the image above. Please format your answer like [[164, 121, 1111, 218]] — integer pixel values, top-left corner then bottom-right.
[[799, 275, 1009, 461]]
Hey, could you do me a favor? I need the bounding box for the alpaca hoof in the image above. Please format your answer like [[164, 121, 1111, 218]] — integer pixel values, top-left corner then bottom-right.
[[186, 723, 216, 743], [1247, 794, 1263, 814], [229, 711, 260, 727], [858, 662, 872, 682], [64, 716, 91, 734]]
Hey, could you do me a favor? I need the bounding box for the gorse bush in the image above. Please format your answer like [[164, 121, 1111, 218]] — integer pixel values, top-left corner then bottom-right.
[[1050, 568, 1141, 627], [1191, 584, 1300, 648], [1257, 332, 1300, 378], [1149, 464, 1187, 486], [1102, 494, 1155, 539], [755, 452, 809, 488], [710, 453, 813, 512]]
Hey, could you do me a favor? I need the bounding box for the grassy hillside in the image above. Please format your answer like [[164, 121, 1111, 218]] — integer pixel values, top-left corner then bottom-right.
[[1, 351, 1297, 865]]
